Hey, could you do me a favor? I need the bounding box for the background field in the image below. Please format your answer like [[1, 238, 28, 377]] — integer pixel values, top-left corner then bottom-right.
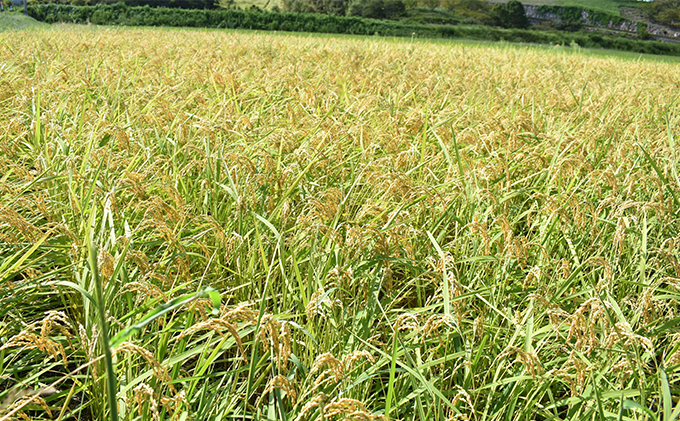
[[0, 12, 44, 30], [1, 25, 679, 421]]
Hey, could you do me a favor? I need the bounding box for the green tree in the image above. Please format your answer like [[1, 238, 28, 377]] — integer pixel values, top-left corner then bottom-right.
[[491, 0, 527, 28], [281, 0, 316, 12], [643, 0, 680, 28], [491, 3, 509, 26], [322, 0, 348, 15], [383, 0, 405, 18], [637, 21, 652, 39], [442, 0, 492, 24], [349, 0, 404, 18], [506, 0, 528, 28], [420, 0, 439, 10], [364, 0, 385, 17]]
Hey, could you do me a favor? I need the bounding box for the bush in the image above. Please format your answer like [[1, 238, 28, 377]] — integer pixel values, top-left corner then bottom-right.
[[554, 19, 581, 32], [441, 0, 492, 24], [349, 0, 405, 20], [281, 0, 350, 15], [361, 0, 385, 19], [505, 0, 527, 28], [637, 21, 651, 40], [384, 0, 405, 19], [281, 0, 315, 13], [492, 0, 527, 29]]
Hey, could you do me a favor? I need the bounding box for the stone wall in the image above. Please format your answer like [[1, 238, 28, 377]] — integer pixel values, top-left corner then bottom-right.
[[523, 5, 637, 32], [523, 4, 680, 40]]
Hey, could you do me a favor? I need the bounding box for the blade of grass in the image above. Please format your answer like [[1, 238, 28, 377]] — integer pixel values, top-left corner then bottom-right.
[[426, 230, 450, 317], [384, 331, 398, 417], [638, 143, 680, 213], [87, 238, 118, 421]]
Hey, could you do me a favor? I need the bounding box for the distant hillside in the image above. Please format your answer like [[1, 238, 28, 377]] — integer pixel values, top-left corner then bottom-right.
[[0, 12, 44, 30], [487, 0, 643, 16], [227, 0, 646, 16]]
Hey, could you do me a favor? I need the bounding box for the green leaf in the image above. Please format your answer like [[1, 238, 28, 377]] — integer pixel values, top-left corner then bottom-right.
[[660, 366, 672, 421], [426, 230, 450, 317], [623, 400, 658, 421], [638, 143, 680, 213], [110, 286, 221, 348]]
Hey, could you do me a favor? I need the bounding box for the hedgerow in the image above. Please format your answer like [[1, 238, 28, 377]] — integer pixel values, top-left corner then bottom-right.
[[27, 3, 680, 56]]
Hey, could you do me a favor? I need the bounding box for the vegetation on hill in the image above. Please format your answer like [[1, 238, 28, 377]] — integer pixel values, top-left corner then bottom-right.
[[0, 12, 44, 30], [440, 0, 492, 24], [492, 0, 643, 18], [28, 0, 216, 9], [26, 3, 680, 56], [491, 0, 528, 28], [642, 0, 680, 29], [1, 25, 679, 421], [23, 0, 659, 47], [398, 6, 463, 25]]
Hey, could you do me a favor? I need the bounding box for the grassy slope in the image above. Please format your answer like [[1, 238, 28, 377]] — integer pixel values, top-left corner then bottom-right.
[[0, 11, 43, 30]]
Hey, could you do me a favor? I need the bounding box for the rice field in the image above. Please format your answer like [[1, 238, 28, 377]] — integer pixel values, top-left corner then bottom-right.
[[1, 25, 679, 421]]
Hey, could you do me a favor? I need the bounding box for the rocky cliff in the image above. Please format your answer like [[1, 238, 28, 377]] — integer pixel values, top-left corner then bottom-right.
[[523, 4, 680, 40]]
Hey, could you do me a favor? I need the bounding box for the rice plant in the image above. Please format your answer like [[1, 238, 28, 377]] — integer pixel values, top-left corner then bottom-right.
[[0, 25, 679, 421]]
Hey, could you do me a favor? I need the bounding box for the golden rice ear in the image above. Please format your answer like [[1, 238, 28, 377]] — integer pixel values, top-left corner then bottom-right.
[[522, 265, 541, 290], [257, 375, 297, 407], [605, 321, 654, 356], [0, 311, 72, 366], [0, 208, 41, 242], [567, 297, 611, 354], [472, 315, 485, 341], [323, 398, 367, 417], [342, 350, 375, 372], [393, 312, 419, 333], [113, 342, 174, 389], [220, 303, 258, 324], [294, 393, 327, 421], [0, 385, 58, 418], [612, 217, 627, 260], [2, 394, 53, 420], [133, 383, 160, 421], [258, 313, 281, 354], [422, 313, 456, 345], [497, 346, 544, 378], [121, 280, 168, 307], [97, 248, 115, 282], [77, 323, 100, 381], [278, 322, 292, 373], [310, 352, 345, 385], [466, 214, 492, 255], [451, 385, 473, 411], [496, 213, 513, 248], [177, 319, 248, 363], [159, 389, 188, 418]]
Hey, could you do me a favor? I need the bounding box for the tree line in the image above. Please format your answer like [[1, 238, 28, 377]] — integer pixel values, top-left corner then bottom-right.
[[28, 2, 680, 57], [280, 0, 529, 28]]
